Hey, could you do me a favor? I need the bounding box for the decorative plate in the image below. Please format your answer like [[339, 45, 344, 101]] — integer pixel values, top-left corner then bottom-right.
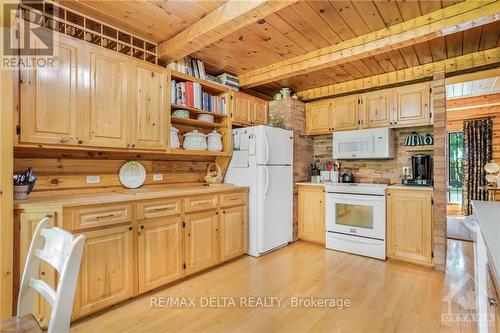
[[119, 161, 147, 189]]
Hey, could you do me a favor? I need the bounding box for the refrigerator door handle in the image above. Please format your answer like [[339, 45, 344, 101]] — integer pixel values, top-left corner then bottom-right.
[[263, 166, 270, 197], [264, 133, 270, 164]]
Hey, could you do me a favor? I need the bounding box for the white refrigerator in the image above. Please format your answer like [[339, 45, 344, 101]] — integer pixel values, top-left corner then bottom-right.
[[225, 125, 293, 257]]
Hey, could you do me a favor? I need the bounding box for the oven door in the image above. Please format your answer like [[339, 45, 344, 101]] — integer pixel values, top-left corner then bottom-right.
[[326, 192, 386, 240]]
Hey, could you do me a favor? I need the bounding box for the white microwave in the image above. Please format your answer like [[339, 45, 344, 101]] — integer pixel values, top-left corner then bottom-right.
[[332, 127, 395, 159]]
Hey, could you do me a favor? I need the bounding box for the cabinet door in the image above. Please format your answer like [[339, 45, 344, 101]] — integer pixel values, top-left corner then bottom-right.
[[132, 64, 167, 150], [387, 190, 432, 265], [19, 35, 80, 145], [393, 83, 431, 127], [185, 210, 219, 275], [233, 92, 252, 124], [297, 186, 325, 244], [73, 225, 134, 319], [362, 90, 392, 128], [332, 95, 359, 131], [19, 212, 57, 329], [85, 48, 129, 148], [306, 99, 332, 135], [220, 206, 247, 261], [137, 216, 183, 293], [252, 99, 268, 125]]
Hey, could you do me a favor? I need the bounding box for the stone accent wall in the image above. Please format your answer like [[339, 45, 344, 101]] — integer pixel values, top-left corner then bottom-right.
[[432, 72, 447, 271], [268, 98, 313, 241], [313, 126, 434, 184]]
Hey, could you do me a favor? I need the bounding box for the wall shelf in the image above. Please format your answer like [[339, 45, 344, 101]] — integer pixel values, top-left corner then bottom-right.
[[171, 104, 227, 118], [169, 149, 228, 157], [171, 117, 225, 128], [403, 145, 434, 152]]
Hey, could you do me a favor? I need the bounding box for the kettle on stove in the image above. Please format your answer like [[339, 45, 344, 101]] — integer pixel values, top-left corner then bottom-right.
[[341, 170, 354, 183]]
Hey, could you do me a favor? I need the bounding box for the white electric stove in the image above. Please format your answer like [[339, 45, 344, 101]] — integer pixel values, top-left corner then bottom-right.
[[325, 183, 387, 260]]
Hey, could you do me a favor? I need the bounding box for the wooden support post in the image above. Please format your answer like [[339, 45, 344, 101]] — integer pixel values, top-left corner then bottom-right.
[[432, 72, 447, 272]]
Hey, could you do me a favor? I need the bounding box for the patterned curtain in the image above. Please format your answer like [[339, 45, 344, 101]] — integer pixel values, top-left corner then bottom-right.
[[462, 118, 493, 215]]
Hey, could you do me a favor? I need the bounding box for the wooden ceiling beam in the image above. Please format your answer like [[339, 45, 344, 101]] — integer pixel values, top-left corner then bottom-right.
[[239, 0, 500, 88], [158, 0, 297, 61], [296, 47, 500, 101]]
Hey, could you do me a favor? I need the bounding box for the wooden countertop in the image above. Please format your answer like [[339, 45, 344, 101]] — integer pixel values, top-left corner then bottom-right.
[[14, 184, 248, 210], [388, 185, 433, 191]]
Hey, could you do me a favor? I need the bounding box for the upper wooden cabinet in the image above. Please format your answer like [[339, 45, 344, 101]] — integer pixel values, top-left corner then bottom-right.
[[305, 83, 433, 134], [362, 90, 392, 128], [387, 188, 433, 266], [131, 63, 168, 150], [232, 92, 267, 126], [85, 47, 129, 148], [306, 99, 333, 135], [297, 185, 325, 244], [332, 95, 359, 131], [393, 83, 431, 127], [19, 36, 81, 145]]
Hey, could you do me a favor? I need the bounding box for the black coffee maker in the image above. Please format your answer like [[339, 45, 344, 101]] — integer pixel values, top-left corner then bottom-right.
[[402, 154, 433, 186]]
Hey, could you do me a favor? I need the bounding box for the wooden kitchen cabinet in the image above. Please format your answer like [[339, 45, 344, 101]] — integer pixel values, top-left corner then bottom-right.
[[137, 216, 184, 293], [131, 63, 168, 150], [332, 95, 359, 131], [220, 205, 247, 261], [73, 224, 134, 318], [232, 92, 267, 126], [306, 99, 333, 135], [297, 185, 325, 244], [19, 34, 81, 145], [393, 83, 431, 127], [184, 210, 220, 275], [84, 47, 129, 148], [387, 188, 433, 266], [362, 89, 392, 128]]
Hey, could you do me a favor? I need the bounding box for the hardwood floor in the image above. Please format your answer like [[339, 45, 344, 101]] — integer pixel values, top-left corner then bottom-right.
[[71, 240, 478, 333]]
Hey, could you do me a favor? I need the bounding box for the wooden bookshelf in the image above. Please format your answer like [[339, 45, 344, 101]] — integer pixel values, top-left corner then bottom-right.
[[170, 70, 229, 94], [171, 104, 227, 118], [169, 149, 229, 157]]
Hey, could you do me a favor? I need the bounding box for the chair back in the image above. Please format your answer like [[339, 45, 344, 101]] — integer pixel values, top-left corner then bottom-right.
[[17, 216, 85, 333]]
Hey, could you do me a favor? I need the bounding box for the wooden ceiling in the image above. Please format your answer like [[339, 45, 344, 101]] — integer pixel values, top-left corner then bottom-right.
[[253, 20, 500, 96], [59, 0, 226, 43], [58, 0, 500, 98]]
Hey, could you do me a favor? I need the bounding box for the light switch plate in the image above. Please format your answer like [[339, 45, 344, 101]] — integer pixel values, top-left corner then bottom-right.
[[86, 175, 100, 184], [153, 174, 163, 181]]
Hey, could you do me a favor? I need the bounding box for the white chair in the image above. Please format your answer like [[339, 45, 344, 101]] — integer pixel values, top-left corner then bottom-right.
[[10, 216, 85, 333]]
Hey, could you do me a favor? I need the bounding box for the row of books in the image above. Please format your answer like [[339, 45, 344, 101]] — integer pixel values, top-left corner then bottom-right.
[[166, 56, 206, 80], [171, 80, 227, 115]]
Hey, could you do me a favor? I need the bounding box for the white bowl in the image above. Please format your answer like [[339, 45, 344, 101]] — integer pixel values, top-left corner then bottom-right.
[[485, 162, 500, 174]]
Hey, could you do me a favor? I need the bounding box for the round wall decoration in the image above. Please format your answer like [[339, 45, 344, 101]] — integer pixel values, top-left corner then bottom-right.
[[119, 161, 147, 189]]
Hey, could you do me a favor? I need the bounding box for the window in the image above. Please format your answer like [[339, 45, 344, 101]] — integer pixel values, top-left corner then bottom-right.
[[448, 132, 464, 204]]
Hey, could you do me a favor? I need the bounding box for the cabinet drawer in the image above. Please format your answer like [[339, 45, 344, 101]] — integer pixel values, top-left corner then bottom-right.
[[71, 204, 132, 231], [184, 195, 218, 212], [137, 199, 181, 220], [220, 192, 246, 207]]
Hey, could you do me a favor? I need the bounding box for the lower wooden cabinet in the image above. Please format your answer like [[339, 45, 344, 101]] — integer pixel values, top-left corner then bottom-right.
[[137, 216, 184, 293], [220, 205, 248, 261], [297, 186, 325, 244], [387, 188, 433, 265], [73, 224, 134, 318], [185, 210, 220, 275]]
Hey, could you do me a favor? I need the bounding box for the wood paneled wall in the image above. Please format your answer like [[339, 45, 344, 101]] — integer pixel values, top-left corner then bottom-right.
[[14, 157, 213, 192]]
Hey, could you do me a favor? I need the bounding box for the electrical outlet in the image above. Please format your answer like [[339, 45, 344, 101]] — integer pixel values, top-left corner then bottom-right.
[[402, 167, 410, 176], [153, 174, 163, 181], [86, 175, 100, 184]]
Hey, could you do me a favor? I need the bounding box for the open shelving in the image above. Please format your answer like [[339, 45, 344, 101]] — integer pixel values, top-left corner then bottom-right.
[[404, 145, 434, 152]]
